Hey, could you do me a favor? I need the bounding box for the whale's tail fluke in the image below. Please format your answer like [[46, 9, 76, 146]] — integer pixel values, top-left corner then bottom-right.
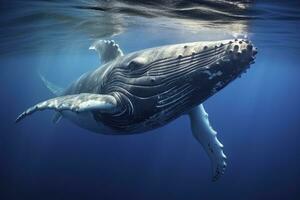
[[39, 72, 64, 96]]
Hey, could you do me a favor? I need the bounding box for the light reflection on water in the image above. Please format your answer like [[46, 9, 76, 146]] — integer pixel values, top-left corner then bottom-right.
[[0, 0, 299, 57], [0, 0, 257, 55]]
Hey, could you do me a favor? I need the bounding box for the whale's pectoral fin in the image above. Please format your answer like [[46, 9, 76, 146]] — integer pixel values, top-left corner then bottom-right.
[[89, 39, 124, 64], [16, 93, 120, 123], [188, 104, 227, 181]]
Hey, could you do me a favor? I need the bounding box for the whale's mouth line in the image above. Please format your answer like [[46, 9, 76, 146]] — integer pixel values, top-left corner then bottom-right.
[[114, 41, 231, 80], [106, 52, 229, 90], [146, 46, 228, 76], [143, 43, 230, 69], [125, 42, 230, 74], [116, 39, 257, 81]]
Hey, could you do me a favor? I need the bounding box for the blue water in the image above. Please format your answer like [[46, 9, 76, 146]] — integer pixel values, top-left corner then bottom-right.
[[1, 1, 300, 199]]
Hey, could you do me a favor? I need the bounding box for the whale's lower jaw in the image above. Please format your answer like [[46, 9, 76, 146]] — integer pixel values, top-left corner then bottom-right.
[[95, 39, 257, 132]]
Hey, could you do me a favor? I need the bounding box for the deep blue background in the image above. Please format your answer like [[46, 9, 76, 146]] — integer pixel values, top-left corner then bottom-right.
[[1, 1, 300, 200]]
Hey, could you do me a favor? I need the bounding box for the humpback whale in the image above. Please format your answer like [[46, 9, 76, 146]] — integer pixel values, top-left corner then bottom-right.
[[16, 39, 257, 181]]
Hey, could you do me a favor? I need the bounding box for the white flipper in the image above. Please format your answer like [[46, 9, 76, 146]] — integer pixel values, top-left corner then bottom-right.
[[188, 104, 227, 181], [89, 40, 124, 64], [16, 93, 120, 123]]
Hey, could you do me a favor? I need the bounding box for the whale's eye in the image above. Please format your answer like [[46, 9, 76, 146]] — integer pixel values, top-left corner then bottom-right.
[[127, 57, 146, 70], [128, 61, 139, 69]]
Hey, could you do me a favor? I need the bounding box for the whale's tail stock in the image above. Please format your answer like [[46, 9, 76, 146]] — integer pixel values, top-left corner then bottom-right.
[[38, 72, 64, 123], [38, 72, 64, 96]]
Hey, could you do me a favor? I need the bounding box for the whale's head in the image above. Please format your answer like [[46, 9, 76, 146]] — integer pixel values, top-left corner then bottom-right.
[[190, 39, 258, 98], [112, 39, 257, 96], [102, 39, 257, 115], [97, 39, 257, 132]]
